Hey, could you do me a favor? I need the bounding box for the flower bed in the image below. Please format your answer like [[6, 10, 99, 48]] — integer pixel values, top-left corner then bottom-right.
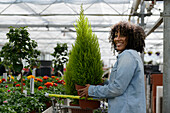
[[0, 75, 66, 113]]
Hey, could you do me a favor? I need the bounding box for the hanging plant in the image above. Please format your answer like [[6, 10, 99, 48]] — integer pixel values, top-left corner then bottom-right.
[[155, 51, 160, 56], [148, 51, 152, 56]]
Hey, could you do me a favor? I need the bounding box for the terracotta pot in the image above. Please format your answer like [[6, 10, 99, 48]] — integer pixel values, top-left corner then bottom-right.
[[45, 101, 52, 108], [29, 110, 36, 113], [69, 102, 93, 113], [75, 84, 100, 110]]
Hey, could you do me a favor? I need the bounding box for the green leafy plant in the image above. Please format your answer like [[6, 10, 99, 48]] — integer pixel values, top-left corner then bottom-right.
[[0, 27, 41, 92], [0, 89, 44, 113], [65, 5, 103, 96], [51, 43, 68, 76], [0, 75, 66, 113]]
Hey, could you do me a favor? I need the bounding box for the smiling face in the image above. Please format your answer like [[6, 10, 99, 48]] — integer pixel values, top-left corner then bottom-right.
[[114, 32, 128, 53]]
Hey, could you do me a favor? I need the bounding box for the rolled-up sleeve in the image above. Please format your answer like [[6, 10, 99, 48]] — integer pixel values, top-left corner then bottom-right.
[[88, 51, 137, 98]]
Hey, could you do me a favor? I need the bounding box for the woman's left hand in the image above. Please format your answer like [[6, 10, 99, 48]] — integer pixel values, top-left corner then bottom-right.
[[78, 84, 90, 98]]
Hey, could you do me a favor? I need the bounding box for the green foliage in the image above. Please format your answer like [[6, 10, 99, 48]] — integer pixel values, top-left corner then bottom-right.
[[51, 43, 68, 74], [0, 76, 66, 113], [0, 27, 41, 73], [0, 88, 44, 113], [65, 5, 103, 95]]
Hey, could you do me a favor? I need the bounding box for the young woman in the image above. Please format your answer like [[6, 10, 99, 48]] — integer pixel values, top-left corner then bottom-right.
[[78, 21, 146, 113]]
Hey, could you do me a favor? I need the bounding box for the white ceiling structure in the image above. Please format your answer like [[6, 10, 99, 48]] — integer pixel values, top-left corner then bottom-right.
[[0, 0, 164, 67]]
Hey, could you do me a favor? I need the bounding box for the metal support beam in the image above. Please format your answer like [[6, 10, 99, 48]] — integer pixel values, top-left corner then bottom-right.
[[139, 0, 145, 64], [0, 23, 164, 29], [23, 3, 38, 14], [140, 0, 146, 27], [128, 0, 141, 21], [104, 1, 120, 14], [146, 17, 163, 36], [163, 0, 170, 113], [0, 13, 131, 16], [0, 24, 113, 28]]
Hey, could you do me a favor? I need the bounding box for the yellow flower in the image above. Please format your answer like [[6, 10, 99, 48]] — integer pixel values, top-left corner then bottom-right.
[[27, 76, 31, 80], [27, 75, 35, 80], [0, 80, 2, 83], [11, 76, 14, 80]]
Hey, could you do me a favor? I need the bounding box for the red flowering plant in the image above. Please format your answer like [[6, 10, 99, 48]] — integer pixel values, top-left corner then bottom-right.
[[14, 81, 17, 84], [17, 77, 27, 88], [2, 75, 66, 94], [51, 76, 65, 85], [0, 75, 66, 113], [53, 83, 58, 87], [34, 78, 43, 88], [41, 76, 50, 84], [36, 78, 43, 82], [43, 76, 49, 80], [15, 84, 20, 87], [1, 78, 6, 82], [44, 82, 53, 88], [41, 76, 59, 85], [38, 86, 44, 90], [56, 78, 59, 81], [57, 79, 66, 85]]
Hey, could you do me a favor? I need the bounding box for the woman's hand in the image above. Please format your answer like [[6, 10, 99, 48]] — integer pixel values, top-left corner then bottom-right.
[[78, 84, 90, 98]]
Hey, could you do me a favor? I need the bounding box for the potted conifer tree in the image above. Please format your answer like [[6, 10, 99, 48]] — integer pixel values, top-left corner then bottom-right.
[[64, 5, 103, 111], [0, 27, 40, 93]]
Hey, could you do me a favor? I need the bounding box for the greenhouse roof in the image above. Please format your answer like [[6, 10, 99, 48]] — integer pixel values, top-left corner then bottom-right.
[[0, 0, 164, 66]]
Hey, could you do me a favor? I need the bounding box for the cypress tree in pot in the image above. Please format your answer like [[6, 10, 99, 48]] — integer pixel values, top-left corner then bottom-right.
[[64, 5, 103, 108]]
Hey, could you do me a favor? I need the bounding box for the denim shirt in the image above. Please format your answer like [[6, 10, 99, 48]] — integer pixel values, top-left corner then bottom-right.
[[88, 49, 146, 113]]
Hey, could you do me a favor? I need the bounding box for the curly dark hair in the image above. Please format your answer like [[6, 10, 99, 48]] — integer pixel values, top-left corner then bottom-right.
[[109, 21, 145, 53]]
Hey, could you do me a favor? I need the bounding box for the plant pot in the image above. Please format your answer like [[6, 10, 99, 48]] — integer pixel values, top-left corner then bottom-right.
[[156, 52, 160, 56], [75, 84, 100, 110], [45, 101, 52, 108], [29, 110, 36, 113], [69, 102, 93, 113]]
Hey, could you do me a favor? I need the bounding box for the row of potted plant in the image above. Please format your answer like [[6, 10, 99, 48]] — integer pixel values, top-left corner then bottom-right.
[[144, 51, 160, 56], [0, 75, 66, 113]]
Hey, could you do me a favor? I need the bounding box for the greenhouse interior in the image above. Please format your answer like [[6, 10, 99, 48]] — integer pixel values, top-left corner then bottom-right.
[[0, 0, 169, 113]]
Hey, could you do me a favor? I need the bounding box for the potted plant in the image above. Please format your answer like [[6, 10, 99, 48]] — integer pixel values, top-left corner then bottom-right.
[[155, 51, 160, 56], [148, 51, 153, 56], [0, 27, 40, 93], [51, 43, 68, 76], [64, 5, 103, 111]]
